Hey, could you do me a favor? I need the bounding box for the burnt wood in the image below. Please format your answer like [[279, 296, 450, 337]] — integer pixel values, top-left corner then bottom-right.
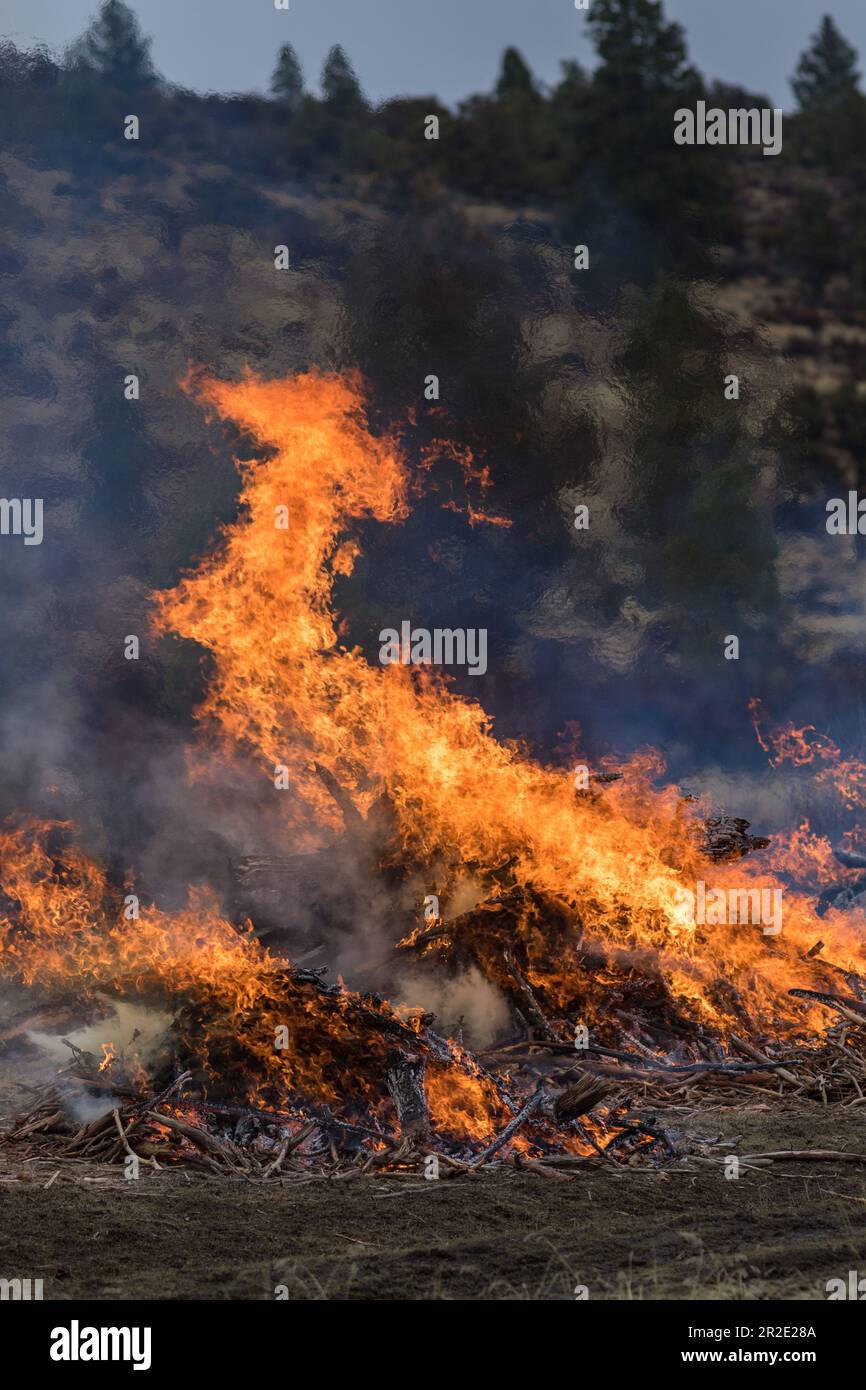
[[384, 1050, 430, 1143]]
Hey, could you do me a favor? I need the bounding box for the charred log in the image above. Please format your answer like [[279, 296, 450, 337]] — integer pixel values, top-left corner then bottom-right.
[[384, 1050, 429, 1143], [702, 816, 770, 863]]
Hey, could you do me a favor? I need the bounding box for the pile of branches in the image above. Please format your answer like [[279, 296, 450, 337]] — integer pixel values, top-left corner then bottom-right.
[[5, 1020, 669, 1180], [1, 953, 642, 1176], [6, 790, 866, 1177]]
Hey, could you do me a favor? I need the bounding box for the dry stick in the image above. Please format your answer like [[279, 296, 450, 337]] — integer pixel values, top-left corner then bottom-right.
[[262, 1118, 318, 1177], [283, 1118, 318, 1153], [468, 1086, 545, 1168], [502, 949, 561, 1042], [61, 1071, 137, 1097], [525, 1045, 789, 1084], [621, 1030, 662, 1060], [515, 1153, 603, 1169], [113, 1108, 161, 1171], [604, 1118, 677, 1157], [119, 1070, 195, 1152], [316, 1114, 392, 1144], [371, 1183, 458, 1197], [513, 1153, 573, 1181], [584, 1045, 782, 1076], [146, 1110, 250, 1172], [691, 1155, 773, 1171], [133, 1069, 193, 1118], [540, 1058, 777, 1087], [13, 1109, 65, 1139], [422, 1150, 473, 1171], [729, 1033, 800, 1086], [790, 989, 866, 1028], [739, 1149, 866, 1164], [571, 1116, 619, 1166], [70, 1114, 116, 1155], [204, 1102, 386, 1145], [369, 1137, 415, 1170], [262, 1136, 290, 1178], [112, 1108, 149, 1169]]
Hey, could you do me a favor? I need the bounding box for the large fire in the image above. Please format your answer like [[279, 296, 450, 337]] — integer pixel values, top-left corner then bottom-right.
[[2, 369, 866, 1146]]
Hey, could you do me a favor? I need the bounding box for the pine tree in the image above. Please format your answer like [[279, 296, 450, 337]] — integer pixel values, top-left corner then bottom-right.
[[570, 0, 731, 265], [495, 48, 538, 101], [321, 45, 364, 112], [587, 0, 698, 94], [792, 15, 860, 111], [271, 43, 304, 110], [73, 0, 156, 87]]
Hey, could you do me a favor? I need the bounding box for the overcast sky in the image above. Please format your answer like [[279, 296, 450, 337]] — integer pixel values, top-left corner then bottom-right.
[[1, 1, 863, 108]]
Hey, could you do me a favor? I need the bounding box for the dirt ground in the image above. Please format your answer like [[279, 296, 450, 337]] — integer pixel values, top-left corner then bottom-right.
[[3, 1078, 866, 1301]]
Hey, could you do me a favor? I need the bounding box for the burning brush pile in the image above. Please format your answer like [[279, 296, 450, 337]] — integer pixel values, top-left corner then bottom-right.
[[3, 370, 866, 1182]]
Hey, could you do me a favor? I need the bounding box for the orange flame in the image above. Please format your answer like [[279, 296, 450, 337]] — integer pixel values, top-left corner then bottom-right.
[[150, 370, 866, 1037], [2, 371, 866, 1146]]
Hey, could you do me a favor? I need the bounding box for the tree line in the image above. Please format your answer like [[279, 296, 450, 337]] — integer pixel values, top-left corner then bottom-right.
[[2, 2, 865, 277]]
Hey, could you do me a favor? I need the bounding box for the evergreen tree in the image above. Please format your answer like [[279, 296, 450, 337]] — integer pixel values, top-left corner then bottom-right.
[[271, 42, 304, 110], [792, 15, 860, 110], [495, 48, 538, 101], [73, 0, 156, 88], [321, 44, 364, 113], [548, 60, 590, 135], [615, 278, 778, 641], [573, 0, 731, 269], [556, 58, 588, 94], [588, 0, 698, 95]]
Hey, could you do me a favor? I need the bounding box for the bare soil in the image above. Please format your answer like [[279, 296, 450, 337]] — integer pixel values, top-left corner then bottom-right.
[[2, 1084, 865, 1301]]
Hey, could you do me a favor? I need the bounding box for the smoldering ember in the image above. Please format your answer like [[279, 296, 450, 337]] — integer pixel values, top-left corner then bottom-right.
[[3, 368, 866, 1194]]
